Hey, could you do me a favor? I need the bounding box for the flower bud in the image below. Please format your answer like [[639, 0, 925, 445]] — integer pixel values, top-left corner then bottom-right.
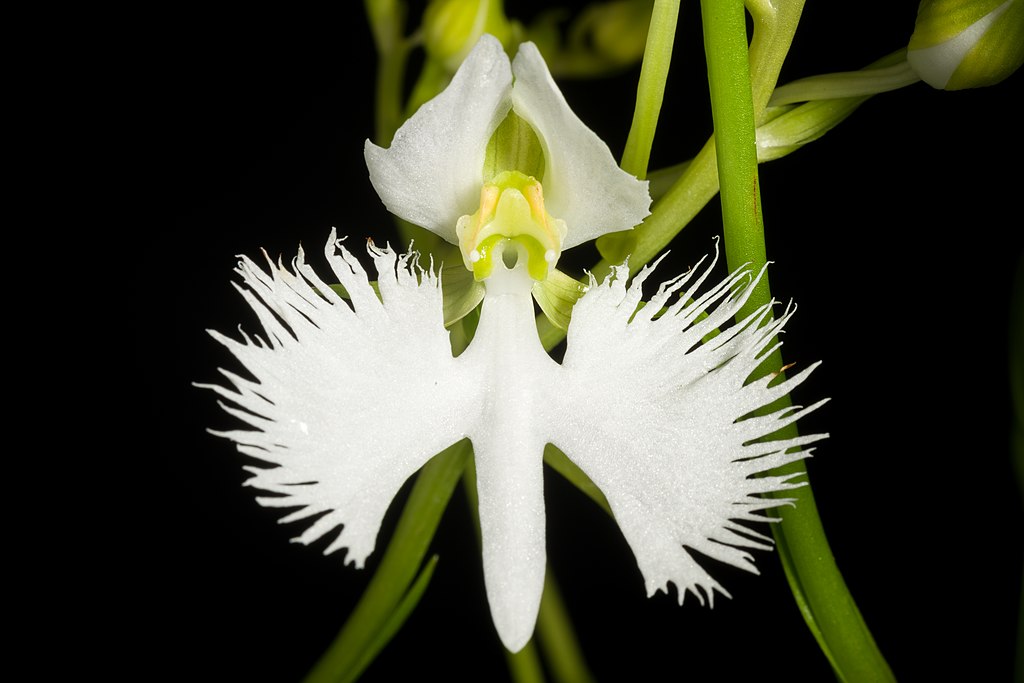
[[907, 0, 1024, 89], [578, 0, 651, 67], [423, 0, 513, 73]]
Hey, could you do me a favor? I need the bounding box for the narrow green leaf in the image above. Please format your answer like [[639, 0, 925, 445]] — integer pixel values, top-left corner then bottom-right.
[[505, 641, 546, 683], [303, 441, 471, 683], [342, 555, 441, 683], [329, 282, 381, 301], [542, 444, 610, 515], [536, 571, 597, 683]]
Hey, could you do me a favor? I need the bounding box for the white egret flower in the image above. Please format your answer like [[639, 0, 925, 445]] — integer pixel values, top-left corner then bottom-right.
[[204, 35, 826, 653]]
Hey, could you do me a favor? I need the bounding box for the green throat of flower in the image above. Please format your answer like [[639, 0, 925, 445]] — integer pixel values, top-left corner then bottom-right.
[[456, 170, 567, 282]]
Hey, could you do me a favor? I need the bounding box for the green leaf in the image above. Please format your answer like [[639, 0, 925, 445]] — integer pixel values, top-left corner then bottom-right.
[[303, 441, 471, 683], [341, 555, 441, 683], [535, 571, 596, 683], [328, 282, 381, 301], [542, 445, 610, 515]]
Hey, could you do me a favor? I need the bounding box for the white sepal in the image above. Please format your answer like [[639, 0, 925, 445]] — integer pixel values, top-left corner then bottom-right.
[[364, 35, 650, 252], [510, 42, 651, 248], [364, 35, 512, 244]]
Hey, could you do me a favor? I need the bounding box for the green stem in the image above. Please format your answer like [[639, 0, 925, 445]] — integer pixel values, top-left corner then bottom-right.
[[303, 441, 471, 683], [746, 0, 806, 124], [700, 2, 892, 680], [365, 0, 410, 146], [621, 0, 680, 180], [700, 0, 765, 312], [505, 644, 547, 683], [769, 58, 920, 106]]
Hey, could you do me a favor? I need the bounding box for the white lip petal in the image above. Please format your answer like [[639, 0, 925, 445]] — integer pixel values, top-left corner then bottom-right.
[[460, 267, 557, 652], [510, 42, 651, 249], [364, 34, 513, 244]]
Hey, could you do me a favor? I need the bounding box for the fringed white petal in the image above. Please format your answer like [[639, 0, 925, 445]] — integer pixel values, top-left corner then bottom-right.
[[364, 35, 512, 243], [203, 230, 475, 567], [205, 231, 826, 652], [510, 42, 651, 248], [549, 251, 827, 605]]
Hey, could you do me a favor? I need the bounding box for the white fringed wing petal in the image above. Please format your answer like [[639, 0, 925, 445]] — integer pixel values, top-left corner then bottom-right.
[[202, 230, 475, 567], [549, 252, 827, 604]]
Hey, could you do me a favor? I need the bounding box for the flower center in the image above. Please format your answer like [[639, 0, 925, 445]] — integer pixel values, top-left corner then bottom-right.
[[456, 170, 567, 282]]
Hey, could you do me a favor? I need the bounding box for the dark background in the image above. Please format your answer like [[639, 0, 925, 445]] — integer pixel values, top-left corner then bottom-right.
[[145, 2, 1022, 680]]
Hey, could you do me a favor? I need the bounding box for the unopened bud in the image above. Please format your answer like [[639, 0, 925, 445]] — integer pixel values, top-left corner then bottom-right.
[[423, 0, 512, 72], [907, 0, 1024, 89]]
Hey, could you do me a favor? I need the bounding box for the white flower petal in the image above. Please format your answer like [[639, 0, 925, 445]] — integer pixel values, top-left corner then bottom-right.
[[460, 265, 556, 652], [510, 42, 651, 249], [364, 35, 513, 244], [549, 252, 827, 604], [203, 230, 475, 567]]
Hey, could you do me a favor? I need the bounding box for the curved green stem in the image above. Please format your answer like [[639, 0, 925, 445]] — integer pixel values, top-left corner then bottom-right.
[[700, 0, 765, 310], [621, 0, 680, 180], [365, 0, 410, 146], [700, 2, 892, 680]]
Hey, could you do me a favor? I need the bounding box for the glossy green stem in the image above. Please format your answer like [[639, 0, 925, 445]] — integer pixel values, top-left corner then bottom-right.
[[700, 2, 892, 680], [621, 0, 680, 180], [365, 0, 409, 146]]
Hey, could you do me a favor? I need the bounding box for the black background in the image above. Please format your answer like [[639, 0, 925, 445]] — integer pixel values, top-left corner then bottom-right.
[[146, 2, 1023, 680]]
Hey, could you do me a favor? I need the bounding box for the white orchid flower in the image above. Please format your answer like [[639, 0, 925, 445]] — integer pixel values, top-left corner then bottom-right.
[[204, 35, 826, 653]]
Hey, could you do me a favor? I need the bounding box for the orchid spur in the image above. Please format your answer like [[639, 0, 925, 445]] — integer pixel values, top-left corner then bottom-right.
[[204, 35, 826, 652]]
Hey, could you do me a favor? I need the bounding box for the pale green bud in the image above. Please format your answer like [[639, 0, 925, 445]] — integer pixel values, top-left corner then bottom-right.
[[577, 0, 652, 67], [908, 0, 1024, 89], [423, 0, 513, 72]]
